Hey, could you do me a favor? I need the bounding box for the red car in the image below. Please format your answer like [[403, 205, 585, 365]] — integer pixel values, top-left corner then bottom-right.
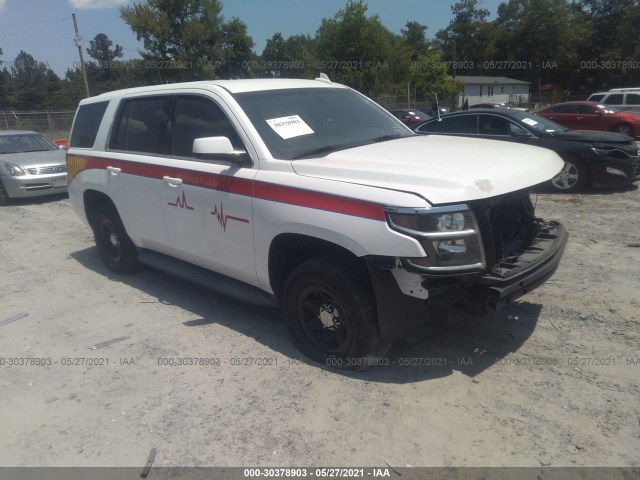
[[388, 108, 427, 126], [536, 101, 640, 138], [51, 138, 69, 149]]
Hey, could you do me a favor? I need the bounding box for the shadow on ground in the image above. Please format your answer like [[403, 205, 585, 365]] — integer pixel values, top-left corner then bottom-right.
[[71, 247, 541, 384]]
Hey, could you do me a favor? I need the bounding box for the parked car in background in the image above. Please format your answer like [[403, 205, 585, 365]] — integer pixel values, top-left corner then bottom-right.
[[388, 108, 427, 126], [586, 91, 640, 113], [51, 138, 69, 149], [470, 102, 505, 109], [536, 102, 640, 138], [413, 109, 640, 192], [0, 130, 68, 205], [419, 107, 448, 117]]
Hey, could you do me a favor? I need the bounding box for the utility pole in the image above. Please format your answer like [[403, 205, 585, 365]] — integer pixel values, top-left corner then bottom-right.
[[453, 38, 457, 79], [72, 13, 91, 98]]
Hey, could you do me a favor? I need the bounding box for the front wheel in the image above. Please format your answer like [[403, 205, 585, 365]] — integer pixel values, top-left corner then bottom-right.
[[91, 204, 139, 274], [283, 255, 389, 370], [612, 123, 634, 138], [550, 159, 588, 193]]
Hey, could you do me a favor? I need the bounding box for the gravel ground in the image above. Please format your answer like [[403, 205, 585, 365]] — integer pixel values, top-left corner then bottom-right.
[[0, 185, 639, 469]]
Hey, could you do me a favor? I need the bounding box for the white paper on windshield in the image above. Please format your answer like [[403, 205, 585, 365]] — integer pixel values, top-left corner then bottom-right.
[[266, 115, 314, 139], [521, 118, 538, 126]]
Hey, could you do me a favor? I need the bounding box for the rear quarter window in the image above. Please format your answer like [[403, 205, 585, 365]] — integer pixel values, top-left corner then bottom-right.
[[69, 101, 109, 148]]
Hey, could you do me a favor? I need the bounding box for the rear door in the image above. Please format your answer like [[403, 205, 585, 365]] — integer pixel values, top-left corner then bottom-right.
[[106, 95, 173, 252]]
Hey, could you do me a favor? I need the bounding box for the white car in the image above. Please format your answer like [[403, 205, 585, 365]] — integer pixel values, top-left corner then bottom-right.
[[0, 130, 67, 204], [67, 77, 568, 369]]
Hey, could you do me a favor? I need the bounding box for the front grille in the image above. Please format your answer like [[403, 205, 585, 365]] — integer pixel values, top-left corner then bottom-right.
[[26, 165, 67, 175], [471, 191, 540, 271]]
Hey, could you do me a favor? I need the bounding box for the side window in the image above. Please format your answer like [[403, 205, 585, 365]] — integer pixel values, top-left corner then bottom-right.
[[478, 115, 510, 135], [625, 94, 640, 105], [508, 121, 530, 136], [110, 96, 171, 154], [603, 94, 623, 105], [436, 115, 477, 134], [551, 104, 575, 113], [171, 96, 244, 157], [70, 101, 109, 148], [575, 104, 598, 114], [415, 121, 437, 133]]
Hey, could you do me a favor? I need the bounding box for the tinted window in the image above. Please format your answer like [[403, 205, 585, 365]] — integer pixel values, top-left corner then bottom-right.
[[550, 104, 575, 113], [588, 94, 605, 102], [626, 94, 640, 105], [575, 104, 598, 114], [172, 96, 243, 157], [70, 101, 109, 148], [478, 115, 510, 135], [110, 96, 171, 154], [433, 115, 477, 134], [604, 94, 623, 105]]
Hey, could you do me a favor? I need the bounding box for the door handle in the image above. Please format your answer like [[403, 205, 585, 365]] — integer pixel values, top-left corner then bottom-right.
[[106, 166, 121, 175], [163, 176, 183, 186]]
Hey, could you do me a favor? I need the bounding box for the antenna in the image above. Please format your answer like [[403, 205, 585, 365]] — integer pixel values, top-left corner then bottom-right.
[[315, 73, 332, 84]]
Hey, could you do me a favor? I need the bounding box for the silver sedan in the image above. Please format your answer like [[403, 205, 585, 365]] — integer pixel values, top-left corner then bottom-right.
[[0, 130, 67, 205]]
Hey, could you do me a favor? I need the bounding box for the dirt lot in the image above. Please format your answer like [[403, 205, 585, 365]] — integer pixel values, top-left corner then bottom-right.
[[0, 185, 639, 470]]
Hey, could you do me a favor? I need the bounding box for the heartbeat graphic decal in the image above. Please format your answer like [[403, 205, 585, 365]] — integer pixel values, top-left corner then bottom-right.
[[168, 192, 195, 210], [211, 204, 250, 232]]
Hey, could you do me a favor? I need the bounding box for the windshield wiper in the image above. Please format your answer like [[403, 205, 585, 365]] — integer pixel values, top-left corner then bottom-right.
[[21, 149, 52, 153]]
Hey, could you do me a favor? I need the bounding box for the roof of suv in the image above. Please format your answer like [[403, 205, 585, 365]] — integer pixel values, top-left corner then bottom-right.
[[83, 78, 347, 103]]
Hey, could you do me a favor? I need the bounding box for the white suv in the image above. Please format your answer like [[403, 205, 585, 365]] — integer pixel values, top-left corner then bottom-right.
[[67, 78, 568, 369], [587, 91, 640, 112]]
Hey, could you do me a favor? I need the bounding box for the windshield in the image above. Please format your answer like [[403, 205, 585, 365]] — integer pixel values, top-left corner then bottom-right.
[[233, 87, 412, 160], [0, 133, 58, 154], [597, 104, 619, 113], [516, 113, 569, 134]]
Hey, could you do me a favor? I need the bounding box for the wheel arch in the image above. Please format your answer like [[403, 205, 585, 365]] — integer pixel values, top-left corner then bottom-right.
[[268, 233, 369, 300], [83, 189, 117, 224], [611, 122, 634, 138]]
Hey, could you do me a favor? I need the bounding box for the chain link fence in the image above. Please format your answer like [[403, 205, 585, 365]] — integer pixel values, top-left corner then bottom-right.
[[0, 110, 75, 139]]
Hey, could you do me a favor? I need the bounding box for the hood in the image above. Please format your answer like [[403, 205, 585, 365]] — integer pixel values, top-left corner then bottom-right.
[[0, 149, 66, 168], [291, 135, 564, 205], [553, 130, 633, 144]]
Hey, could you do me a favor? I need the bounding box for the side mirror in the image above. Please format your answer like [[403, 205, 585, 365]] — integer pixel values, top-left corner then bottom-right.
[[595, 109, 604, 116], [193, 136, 250, 166]]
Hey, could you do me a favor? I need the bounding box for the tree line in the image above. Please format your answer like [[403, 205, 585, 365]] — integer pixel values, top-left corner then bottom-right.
[[0, 0, 638, 112]]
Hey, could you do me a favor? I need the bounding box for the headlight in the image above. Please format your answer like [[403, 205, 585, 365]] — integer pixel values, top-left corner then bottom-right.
[[3, 162, 26, 176], [386, 205, 485, 272]]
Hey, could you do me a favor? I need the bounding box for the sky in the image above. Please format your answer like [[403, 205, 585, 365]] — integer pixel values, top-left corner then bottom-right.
[[0, 0, 503, 77]]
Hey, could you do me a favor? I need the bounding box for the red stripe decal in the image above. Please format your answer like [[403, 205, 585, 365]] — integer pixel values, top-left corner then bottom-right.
[[70, 155, 385, 221]]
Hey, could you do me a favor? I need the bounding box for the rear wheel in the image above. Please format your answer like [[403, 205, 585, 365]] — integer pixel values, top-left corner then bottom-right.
[[550, 158, 588, 193], [283, 255, 389, 370], [91, 204, 139, 273], [612, 123, 634, 138]]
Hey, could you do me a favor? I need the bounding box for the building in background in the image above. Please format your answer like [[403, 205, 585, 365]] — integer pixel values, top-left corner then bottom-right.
[[453, 76, 530, 107]]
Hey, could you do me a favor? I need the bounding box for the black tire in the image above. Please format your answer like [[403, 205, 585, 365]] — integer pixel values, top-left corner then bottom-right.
[[91, 204, 139, 274], [0, 180, 11, 206], [550, 158, 589, 193], [612, 122, 634, 138], [283, 255, 389, 370]]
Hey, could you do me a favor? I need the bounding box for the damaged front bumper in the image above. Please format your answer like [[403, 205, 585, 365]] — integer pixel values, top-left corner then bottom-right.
[[474, 221, 568, 310]]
